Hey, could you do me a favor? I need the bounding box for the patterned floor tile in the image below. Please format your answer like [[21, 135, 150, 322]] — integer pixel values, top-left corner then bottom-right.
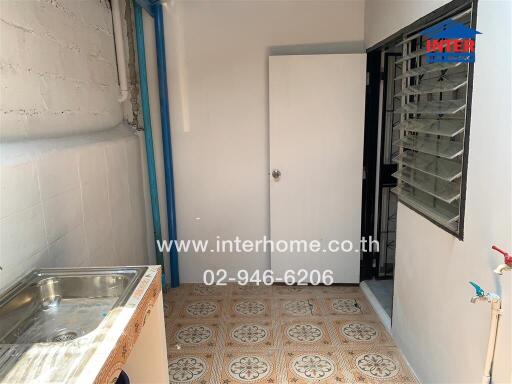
[[273, 285, 360, 298], [227, 298, 272, 319], [231, 284, 273, 297], [276, 298, 322, 317], [284, 349, 348, 383], [280, 319, 333, 349], [339, 347, 417, 383], [320, 295, 373, 316], [163, 301, 176, 320], [166, 320, 220, 349], [272, 285, 321, 297], [167, 351, 214, 384], [164, 285, 189, 301], [175, 298, 224, 320], [220, 350, 278, 383], [225, 320, 274, 348], [185, 283, 230, 298], [163, 284, 417, 384], [332, 318, 394, 346]]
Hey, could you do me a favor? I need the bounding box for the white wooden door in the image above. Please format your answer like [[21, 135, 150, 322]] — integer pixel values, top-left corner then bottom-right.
[[269, 54, 366, 283]]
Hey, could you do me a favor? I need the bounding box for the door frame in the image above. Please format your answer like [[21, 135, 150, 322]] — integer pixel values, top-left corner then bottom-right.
[[360, 50, 381, 281], [375, 52, 400, 280], [360, 50, 401, 281]]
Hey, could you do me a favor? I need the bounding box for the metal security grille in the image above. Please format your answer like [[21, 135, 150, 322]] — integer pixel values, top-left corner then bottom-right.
[[391, 7, 475, 238]]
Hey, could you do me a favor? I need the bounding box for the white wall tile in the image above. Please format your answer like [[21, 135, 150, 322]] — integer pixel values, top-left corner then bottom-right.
[[125, 137, 148, 266], [112, 217, 136, 265], [37, 149, 80, 200], [48, 225, 89, 268], [0, 205, 46, 269], [105, 141, 131, 213], [106, 139, 139, 266], [1, 126, 149, 286], [89, 240, 115, 267], [0, 257, 31, 290], [111, 209, 136, 266], [43, 188, 83, 243], [0, 160, 40, 219], [29, 247, 53, 269], [78, 145, 108, 187], [0, 247, 54, 290], [82, 182, 112, 254], [78, 142, 113, 254], [105, 140, 136, 265]]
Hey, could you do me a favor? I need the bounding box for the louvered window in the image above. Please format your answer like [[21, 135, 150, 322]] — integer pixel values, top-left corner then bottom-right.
[[391, 8, 475, 238]]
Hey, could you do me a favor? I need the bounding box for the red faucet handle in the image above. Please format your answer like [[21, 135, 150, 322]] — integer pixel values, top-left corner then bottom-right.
[[492, 245, 512, 265]]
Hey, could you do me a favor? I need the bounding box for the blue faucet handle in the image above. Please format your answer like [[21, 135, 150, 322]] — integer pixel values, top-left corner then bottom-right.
[[469, 281, 485, 296]]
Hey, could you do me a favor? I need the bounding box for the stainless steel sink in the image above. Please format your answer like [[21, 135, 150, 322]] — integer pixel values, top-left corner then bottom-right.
[[0, 267, 147, 344]]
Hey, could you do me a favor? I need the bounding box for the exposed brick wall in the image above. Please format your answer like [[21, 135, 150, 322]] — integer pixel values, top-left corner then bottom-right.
[[0, 0, 123, 139]]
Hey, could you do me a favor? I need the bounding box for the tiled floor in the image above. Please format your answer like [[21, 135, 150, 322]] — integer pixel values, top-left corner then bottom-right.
[[163, 284, 417, 384]]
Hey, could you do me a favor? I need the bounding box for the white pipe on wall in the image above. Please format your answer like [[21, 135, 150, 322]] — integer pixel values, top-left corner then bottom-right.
[[482, 297, 502, 384], [112, 0, 129, 103]]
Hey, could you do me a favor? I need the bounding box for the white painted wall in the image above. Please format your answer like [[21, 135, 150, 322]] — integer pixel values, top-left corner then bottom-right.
[[365, 1, 512, 382], [158, 0, 365, 282], [0, 1, 149, 290], [364, 0, 451, 48]]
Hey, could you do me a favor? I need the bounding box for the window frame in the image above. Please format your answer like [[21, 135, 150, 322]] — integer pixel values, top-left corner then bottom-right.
[[365, 0, 478, 240]]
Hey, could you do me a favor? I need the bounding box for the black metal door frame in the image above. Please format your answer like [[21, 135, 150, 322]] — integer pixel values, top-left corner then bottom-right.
[[359, 50, 381, 281], [375, 52, 400, 280]]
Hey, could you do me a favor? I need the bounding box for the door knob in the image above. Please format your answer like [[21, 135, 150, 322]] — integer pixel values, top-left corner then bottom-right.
[[272, 169, 281, 180]]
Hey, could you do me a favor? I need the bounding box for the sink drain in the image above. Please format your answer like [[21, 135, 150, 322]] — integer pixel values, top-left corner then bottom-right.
[[48, 329, 78, 342]]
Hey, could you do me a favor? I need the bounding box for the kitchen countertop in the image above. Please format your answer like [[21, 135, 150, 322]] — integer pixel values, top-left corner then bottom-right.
[[0, 266, 162, 384]]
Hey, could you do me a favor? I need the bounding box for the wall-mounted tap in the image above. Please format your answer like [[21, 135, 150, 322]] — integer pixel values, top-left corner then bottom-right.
[[494, 264, 512, 275], [492, 245, 512, 275], [469, 282, 502, 384], [469, 281, 500, 303]]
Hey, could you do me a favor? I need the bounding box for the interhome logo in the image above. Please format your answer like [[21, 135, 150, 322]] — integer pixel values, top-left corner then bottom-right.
[[421, 19, 481, 63]]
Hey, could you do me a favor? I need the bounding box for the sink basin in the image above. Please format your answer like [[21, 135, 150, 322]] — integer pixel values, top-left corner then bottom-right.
[[0, 267, 147, 344]]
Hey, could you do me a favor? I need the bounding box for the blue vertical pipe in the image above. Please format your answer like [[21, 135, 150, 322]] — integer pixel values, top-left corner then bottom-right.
[[153, 3, 180, 287], [133, 2, 166, 287]]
